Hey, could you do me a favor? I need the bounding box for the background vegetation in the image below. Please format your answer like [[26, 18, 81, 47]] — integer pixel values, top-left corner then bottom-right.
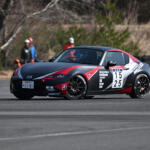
[[50, 0, 141, 56], [0, 0, 149, 69]]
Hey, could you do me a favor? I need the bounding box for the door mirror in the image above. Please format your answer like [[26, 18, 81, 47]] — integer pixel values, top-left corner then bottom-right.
[[106, 61, 116, 69]]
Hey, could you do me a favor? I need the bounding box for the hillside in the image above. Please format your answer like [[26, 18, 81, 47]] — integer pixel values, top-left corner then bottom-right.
[[0, 0, 150, 68]]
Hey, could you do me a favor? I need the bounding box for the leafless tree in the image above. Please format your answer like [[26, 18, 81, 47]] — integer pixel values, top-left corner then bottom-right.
[[0, 0, 60, 51], [0, 0, 96, 52]]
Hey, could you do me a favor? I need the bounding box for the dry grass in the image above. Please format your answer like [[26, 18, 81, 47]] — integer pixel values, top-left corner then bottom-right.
[[0, 70, 13, 79], [116, 24, 150, 55], [47, 23, 150, 55]]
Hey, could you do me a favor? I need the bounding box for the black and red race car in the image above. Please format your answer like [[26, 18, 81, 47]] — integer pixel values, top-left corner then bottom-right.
[[10, 46, 150, 100]]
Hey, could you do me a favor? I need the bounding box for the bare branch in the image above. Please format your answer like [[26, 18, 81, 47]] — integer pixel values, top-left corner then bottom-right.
[[20, 0, 25, 15], [0, 0, 60, 51], [0, 8, 5, 16], [27, 0, 60, 18], [10, 0, 14, 7], [0, 26, 22, 50], [58, 7, 82, 22]]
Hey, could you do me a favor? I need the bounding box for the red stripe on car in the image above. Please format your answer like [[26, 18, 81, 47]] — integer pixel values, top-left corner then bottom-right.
[[55, 82, 70, 95], [84, 66, 101, 81], [43, 65, 84, 79], [52, 65, 84, 75], [109, 65, 125, 70], [117, 87, 132, 93]]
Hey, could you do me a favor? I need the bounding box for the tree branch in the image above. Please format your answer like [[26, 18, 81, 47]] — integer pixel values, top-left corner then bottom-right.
[[0, 26, 22, 50], [27, 0, 60, 18], [0, 0, 60, 51]]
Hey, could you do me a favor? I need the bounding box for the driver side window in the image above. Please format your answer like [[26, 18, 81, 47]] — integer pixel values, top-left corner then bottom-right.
[[103, 51, 125, 66]]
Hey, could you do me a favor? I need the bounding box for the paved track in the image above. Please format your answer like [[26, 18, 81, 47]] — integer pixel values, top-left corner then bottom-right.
[[0, 79, 150, 150]]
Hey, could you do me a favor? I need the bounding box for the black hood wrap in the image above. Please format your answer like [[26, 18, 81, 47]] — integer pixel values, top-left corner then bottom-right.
[[20, 62, 82, 79]]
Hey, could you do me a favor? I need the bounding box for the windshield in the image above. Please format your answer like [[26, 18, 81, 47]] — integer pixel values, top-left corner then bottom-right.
[[54, 48, 104, 65]]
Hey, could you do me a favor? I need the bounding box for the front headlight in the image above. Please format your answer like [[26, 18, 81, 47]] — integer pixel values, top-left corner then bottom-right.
[[13, 68, 23, 79], [13, 68, 19, 76]]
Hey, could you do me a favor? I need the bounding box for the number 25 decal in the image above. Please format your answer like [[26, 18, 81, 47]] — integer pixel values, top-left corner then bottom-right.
[[112, 71, 123, 88]]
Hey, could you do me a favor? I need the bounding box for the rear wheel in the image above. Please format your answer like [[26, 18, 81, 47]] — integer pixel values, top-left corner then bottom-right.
[[13, 92, 33, 100], [65, 75, 87, 100], [129, 74, 150, 98]]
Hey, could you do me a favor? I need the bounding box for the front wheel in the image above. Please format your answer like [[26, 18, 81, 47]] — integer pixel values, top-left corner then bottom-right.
[[129, 74, 150, 98], [65, 75, 87, 100]]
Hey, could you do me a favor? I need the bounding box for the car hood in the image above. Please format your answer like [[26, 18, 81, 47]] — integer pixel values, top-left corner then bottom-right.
[[20, 62, 84, 79]]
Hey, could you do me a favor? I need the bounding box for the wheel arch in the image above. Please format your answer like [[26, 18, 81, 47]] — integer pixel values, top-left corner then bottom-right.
[[69, 73, 89, 93], [131, 71, 150, 89], [134, 71, 150, 81], [64, 73, 88, 100], [129, 71, 150, 98], [69, 72, 88, 83]]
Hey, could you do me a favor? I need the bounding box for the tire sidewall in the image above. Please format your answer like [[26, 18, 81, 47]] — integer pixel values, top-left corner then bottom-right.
[[131, 73, 150, 98], [65, 75, 87, 100]]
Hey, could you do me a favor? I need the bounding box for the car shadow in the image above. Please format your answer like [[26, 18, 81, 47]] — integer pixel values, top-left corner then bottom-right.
[[0, 97, 64, 101], [0, 96, 133, 101]]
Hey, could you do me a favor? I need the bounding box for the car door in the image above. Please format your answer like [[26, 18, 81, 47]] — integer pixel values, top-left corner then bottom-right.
[[98, 51, 127, 93]]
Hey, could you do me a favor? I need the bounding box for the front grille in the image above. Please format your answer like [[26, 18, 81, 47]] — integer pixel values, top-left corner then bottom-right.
[[11, 79, 47, 96]]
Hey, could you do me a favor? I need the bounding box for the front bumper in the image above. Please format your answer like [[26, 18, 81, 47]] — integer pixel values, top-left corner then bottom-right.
[[10, 78, 62, 96]]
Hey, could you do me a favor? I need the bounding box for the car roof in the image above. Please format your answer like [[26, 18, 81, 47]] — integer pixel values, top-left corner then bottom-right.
[[72, 46, 114, 51]]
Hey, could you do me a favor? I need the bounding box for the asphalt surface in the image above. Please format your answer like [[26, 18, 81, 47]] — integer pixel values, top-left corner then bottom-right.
[[0, 79, 150, 150]]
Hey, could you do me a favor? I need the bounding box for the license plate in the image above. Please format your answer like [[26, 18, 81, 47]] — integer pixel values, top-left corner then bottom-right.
[[22, 81, 34, 89]]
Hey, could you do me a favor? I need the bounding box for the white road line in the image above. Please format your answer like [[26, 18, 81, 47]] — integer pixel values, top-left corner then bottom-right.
[[0, 111, 150, 116], [0, 126, 150, 142]]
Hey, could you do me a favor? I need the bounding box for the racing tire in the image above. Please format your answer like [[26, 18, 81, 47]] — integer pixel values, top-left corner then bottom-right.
[[129, 74, 150, 99], [13, 92, 34, 100], [65, 75, 87, 100]]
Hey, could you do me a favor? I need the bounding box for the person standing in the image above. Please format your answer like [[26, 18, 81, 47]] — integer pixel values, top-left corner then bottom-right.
[[28, 37, 37, 62], [21, 39, 32, 64], [64, 37, 75, 50]]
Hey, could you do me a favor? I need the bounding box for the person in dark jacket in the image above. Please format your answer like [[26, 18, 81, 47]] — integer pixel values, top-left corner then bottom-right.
[[21, 39, 32, 64]]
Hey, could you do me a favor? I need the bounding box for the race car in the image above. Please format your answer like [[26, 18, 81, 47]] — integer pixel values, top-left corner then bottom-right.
[[10, 46, 150, 100]]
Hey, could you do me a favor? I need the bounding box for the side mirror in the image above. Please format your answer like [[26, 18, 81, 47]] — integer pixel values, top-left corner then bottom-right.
[[106, 60, 116, 69], [49, 57, 55, 62]]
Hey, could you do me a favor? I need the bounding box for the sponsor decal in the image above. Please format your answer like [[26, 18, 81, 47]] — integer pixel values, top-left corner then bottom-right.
[[99, 71, 109, 88]]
